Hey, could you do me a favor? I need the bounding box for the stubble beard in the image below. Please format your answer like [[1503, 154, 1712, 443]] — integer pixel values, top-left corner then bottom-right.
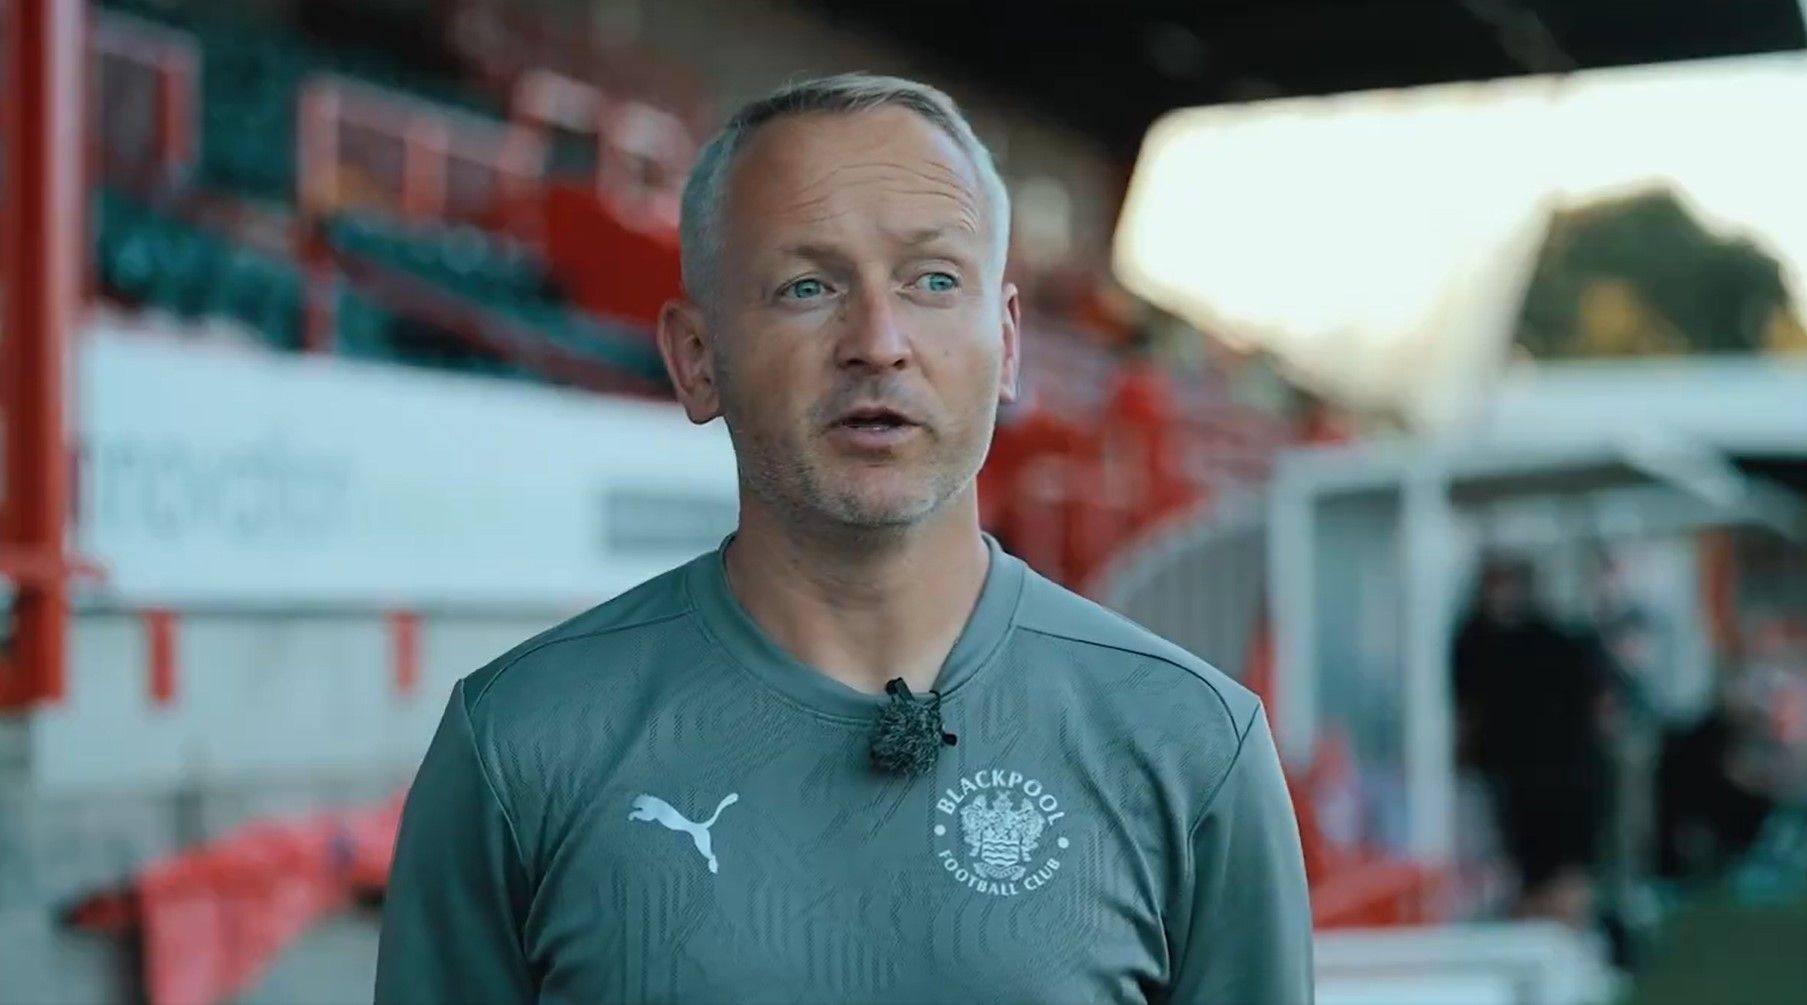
[[714, 345, 1000, 538], [724, 399, 995, 537]]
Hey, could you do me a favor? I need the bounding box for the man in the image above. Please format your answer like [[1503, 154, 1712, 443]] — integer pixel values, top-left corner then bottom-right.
[[377, 73, 1312, 1004], [1587, 550, 1663, 963], [1453, 555, 1611, 925]]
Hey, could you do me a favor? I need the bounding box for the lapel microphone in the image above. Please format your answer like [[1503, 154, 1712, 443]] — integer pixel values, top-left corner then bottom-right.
[[868, 677, 957, 776]]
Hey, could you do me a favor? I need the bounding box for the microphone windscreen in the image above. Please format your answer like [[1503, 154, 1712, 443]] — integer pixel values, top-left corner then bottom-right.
[[869, 679, 948, 776]]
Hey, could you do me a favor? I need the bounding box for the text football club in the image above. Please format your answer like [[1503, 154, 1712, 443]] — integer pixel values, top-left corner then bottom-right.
[[934, 768, 1072, 897]]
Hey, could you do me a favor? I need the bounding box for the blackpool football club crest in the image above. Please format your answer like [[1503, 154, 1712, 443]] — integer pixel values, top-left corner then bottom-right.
[[933, 768, 1071, 897]]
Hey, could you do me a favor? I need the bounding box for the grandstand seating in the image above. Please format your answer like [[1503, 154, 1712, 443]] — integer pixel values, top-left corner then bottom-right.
[[320, 212, 555, 319], [93, 187, 304, 350], [83, 1, 671, 391], [89, 186, 661, 384], [107, 0, 499, 202], [321, 210, 666, 383], [80, 0, 1286, 563]]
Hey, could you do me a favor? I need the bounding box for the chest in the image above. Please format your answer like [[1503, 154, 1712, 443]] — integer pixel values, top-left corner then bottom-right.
[[521, 726, 1178, 1004]]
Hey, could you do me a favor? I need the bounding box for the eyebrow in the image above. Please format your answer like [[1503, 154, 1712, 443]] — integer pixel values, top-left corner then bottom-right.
[[777, 224, 974, 259], [775, 242, 852, 265], [898, 226, 955, 246]]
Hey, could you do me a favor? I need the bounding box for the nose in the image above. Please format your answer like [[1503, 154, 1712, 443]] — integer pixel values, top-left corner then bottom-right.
[[833, 283, 913, 373]]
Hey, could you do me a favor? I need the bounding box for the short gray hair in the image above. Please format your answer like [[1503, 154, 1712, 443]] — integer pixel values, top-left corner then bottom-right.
[[678, 72, 1011, 307]]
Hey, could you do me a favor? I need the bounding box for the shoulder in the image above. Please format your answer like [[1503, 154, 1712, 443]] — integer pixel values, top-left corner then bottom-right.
[[1011, 565, 1262, 735], [442, 556, 709, 864], [460, 557, 700, 723]]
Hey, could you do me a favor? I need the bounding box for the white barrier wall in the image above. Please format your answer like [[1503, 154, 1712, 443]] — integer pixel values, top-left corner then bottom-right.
[[27, 609, 560, 792], [1315, 922, 1617, 1005], [30, 327, 741, 793], [77, 327, 739, 608]]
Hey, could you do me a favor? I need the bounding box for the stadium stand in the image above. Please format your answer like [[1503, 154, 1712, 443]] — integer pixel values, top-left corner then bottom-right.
[[79, 0, 1290, 573], [94, 187, 305, 350], [5, 5, 1360, 1001]]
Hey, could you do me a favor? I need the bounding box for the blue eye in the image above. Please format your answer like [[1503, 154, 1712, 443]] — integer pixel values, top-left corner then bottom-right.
[[917, 272, 958, 293], [782, 278, 828, 301]]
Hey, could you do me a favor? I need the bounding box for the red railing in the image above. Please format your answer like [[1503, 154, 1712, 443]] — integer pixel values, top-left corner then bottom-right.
[[510, 68, 694, 233], [297, 76, 546, 232], [985, 347, 1290, 591], [294, 77, 548, 353], [91, 10, 198, 187]]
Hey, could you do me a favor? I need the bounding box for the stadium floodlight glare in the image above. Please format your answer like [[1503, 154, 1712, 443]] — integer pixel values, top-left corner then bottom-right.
[[1112, 52, 1807, 429]]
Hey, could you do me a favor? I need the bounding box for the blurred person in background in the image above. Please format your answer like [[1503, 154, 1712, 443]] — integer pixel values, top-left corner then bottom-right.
[[1589, 550, 1671, 963], [1454, 554, 1614, 926], [375, 73, 1311, 1005], [1652, 617, 1803, 886], [1654, 680, 1776, 883], [1591, 551, 1662, 727]]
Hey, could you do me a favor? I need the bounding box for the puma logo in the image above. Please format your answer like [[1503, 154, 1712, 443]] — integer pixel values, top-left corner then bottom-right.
[[627, 792, 740, 874]]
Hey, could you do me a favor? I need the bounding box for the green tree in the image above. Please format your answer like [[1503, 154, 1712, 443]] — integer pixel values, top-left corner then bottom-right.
[[1516, 188, 1797, 358]]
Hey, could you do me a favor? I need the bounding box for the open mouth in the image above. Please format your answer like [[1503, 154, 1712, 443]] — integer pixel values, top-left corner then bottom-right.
[[834, 407, 917, 432]]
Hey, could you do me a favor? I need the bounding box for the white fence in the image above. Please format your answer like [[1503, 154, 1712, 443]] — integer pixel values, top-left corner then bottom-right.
[[1316, 922, 1617, 1005]]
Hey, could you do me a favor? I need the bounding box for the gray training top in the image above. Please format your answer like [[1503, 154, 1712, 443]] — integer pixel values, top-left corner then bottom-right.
[[376, 535, 1313, 1004]]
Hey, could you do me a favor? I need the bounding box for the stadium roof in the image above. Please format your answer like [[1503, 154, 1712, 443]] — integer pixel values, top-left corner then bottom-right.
[[802, 0, 1807, 155]]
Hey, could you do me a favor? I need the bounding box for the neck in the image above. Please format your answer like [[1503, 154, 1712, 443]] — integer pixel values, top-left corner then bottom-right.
[[723, 493, 991, 696]]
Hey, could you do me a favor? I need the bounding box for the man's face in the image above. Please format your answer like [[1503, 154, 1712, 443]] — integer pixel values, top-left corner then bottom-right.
[[1481, 564, 1531, 625], [670, 107, 1019, 530]]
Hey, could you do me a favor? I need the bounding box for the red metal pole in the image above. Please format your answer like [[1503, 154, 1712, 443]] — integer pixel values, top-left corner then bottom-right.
[[159, 41, 197, 184], [401, 117, 448, 222], [297, 83, 337, 354], [389, 610, 421, 696], [1, 0, 85, 707], [144, 609, 179, 707]]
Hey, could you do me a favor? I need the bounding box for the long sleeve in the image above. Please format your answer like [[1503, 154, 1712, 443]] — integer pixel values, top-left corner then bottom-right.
[[376, 682, 535, 1004], [1166, 706, 1315, 1004]]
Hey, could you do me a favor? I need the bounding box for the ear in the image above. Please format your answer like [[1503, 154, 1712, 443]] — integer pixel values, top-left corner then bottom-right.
[[997, 281, 1023, 405], [656, 299, 722, 424]]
